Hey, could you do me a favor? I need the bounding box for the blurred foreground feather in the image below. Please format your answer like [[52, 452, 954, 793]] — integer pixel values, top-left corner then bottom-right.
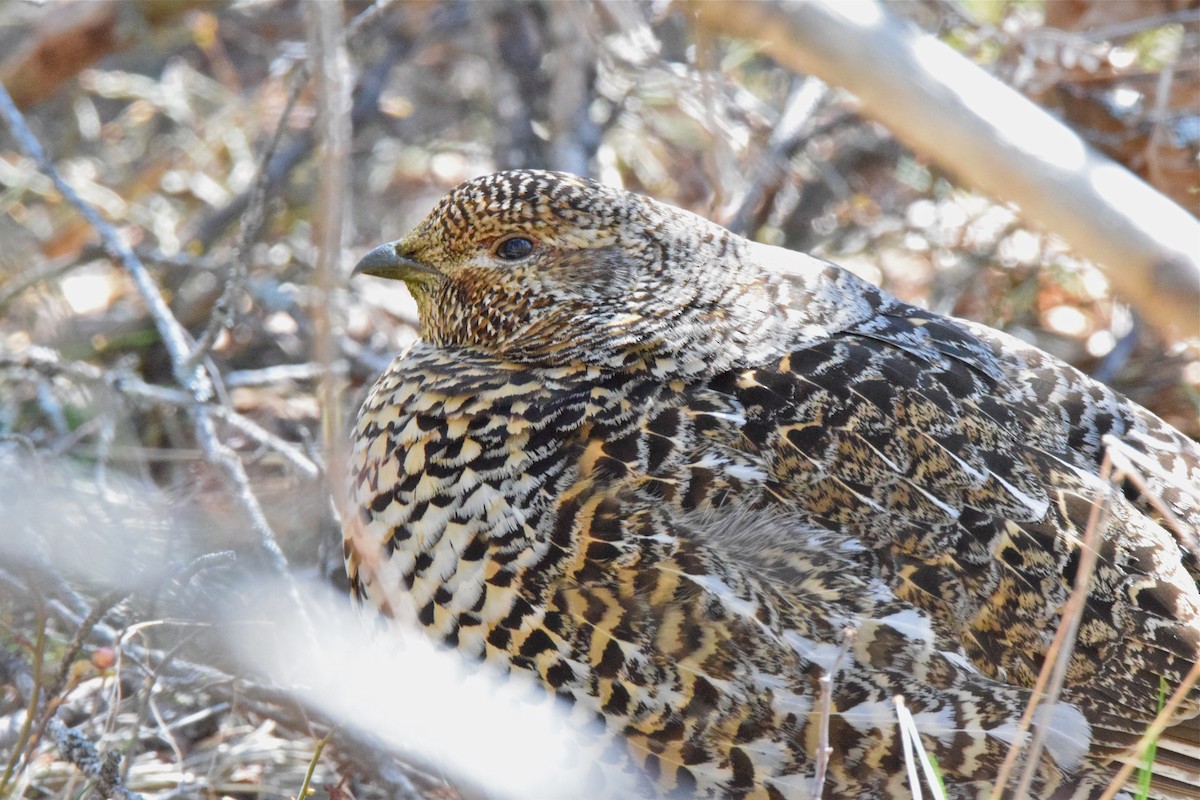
[[0, 455, 605, 799]]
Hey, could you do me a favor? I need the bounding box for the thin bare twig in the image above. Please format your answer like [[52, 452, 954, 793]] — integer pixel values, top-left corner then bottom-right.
[[189, 13, 409, 251], [215, 409, 320, 479], [0, 618, 145, 800], [225, 362, 342, 388], [545, 1, 600, 174], [727, 76, 829, 236], [346, 0, 401, 40], [0, 251, 86, 311], [1061, 8, 1200, 43], [1102, 434, 1195, 543], [0, 80, 300, 594], [305, 0, 353, 519], [2, 348, 321, 480], [0, 83, 212, 403], [185, 68, 307, 371], [1143, 53, 1177, 197], [146, 551, 239, 622]]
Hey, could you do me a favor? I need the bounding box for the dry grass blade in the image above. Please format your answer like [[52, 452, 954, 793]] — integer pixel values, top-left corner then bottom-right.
[[894, 696, 924, 800], [811, 627, 856, 799], [990, 443, 1117, 798], [894, 695, 949, 800], [1101, 434, 1195, 541], [994, 427, 1198, 798], [1097, 658, 1200, 800]]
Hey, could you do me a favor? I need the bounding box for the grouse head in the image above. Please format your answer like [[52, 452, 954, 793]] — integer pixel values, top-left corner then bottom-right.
[[353, 170, 813, 374]]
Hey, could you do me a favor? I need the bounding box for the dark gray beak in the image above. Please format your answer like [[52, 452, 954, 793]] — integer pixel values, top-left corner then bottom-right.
[[351, 242, 443, 282]]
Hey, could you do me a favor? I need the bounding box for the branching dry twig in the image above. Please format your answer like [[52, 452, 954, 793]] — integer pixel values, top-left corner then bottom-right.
[[0, 616, 145, 800], [185, 66, 306, 371], [0, 83, 213, 403], [1, 347, 320, 479], [189, 8, 409, 251], [46, 717, 144, 800], [0, 80, 311, 649]]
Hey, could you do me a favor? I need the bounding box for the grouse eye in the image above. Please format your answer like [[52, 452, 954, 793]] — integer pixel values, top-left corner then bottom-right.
[[494, 236, 535, 261]]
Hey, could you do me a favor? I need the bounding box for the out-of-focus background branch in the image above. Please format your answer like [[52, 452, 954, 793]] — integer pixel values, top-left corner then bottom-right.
[[691, 0, 1200, 340], [0, 0, 1196, 797]]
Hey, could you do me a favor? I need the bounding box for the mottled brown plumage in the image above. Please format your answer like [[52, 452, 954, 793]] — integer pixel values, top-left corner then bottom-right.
[[346, 170, 1200, 799]]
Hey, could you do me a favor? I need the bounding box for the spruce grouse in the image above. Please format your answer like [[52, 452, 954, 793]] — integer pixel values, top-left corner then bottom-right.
[[346, 170, 1200, 799]]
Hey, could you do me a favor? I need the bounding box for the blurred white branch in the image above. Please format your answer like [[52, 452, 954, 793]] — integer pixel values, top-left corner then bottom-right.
[[691, 0, 1200, 340], [226, 580, 610, 800]]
